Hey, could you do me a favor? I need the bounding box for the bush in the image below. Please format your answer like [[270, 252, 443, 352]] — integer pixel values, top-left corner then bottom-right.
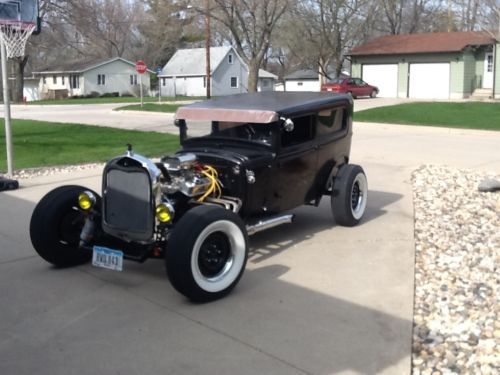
[[100, 92, 120, 98]]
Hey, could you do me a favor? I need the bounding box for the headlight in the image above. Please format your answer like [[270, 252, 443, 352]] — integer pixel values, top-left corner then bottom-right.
[[155, 202, 175, 223], [78, 191, 96, 210]]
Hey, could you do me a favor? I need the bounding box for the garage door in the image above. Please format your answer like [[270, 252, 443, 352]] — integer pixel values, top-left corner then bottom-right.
[[362, 64, 398, 98], [409, 63, 450, 99]]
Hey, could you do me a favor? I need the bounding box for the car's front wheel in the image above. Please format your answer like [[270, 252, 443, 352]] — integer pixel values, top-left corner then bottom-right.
[[370, 90, 377, 98], [30, 185, 98, 267], [166, 205, 248, 302], [331, 165, 368, 226]]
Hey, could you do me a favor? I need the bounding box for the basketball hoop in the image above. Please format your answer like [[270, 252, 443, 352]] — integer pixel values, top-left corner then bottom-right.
[[0, 20, 35, 58]]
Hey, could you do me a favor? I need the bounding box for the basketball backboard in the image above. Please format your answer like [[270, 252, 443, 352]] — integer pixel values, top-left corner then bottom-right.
[[0, 0, 40, 34]]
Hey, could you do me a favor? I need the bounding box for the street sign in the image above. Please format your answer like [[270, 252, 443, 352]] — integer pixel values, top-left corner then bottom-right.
[[135, 60, 147, 74]]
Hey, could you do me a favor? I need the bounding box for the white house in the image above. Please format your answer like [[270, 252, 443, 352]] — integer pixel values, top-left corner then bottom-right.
[[33, 57, 153, 99], [159, 46, 277, 97], [284, 69, 321, 92]]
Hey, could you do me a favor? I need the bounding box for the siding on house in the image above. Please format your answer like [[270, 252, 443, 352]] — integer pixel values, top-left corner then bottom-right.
[[82, 60, 150, 96], [212, 52, 248, 95], [495, 46, 500, 98]]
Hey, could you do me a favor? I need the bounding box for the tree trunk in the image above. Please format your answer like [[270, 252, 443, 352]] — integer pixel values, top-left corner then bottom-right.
[[247, 60, 259, 92], [10, 56, 28, 103]]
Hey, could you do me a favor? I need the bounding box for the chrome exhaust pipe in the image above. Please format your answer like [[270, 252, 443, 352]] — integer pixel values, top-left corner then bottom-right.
[[246, 214, 294, 236]]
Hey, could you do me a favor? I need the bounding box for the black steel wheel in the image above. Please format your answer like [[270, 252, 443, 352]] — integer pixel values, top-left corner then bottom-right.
[[331, 164, 368, 226], [30, 185, 99, 267], [166, 205, 248, 303]]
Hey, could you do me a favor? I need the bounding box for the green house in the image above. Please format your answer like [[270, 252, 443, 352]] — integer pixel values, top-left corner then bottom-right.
[[348, 31, 498, 99]]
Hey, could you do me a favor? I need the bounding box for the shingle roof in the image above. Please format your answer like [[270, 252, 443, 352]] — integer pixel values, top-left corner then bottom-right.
[[348, 31, 496, 56], [259, 69, 278, 79], [285, 69, 318, 80], [33, 57, 141, 74], [160, 46, 232, 76]]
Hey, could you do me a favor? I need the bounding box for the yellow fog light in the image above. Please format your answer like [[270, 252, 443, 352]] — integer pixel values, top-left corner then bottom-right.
[[156, 203, 174, 223], [78, 191, 96, 210]]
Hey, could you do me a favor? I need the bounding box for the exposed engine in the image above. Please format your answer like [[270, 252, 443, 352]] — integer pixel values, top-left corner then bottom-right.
[[161, 153, 222, 201]]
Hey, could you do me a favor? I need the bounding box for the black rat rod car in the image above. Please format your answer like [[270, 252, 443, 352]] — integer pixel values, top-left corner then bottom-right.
[[30, 92, 368, 302]]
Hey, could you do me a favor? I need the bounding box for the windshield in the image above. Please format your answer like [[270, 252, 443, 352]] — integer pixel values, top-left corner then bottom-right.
[[183, 120, 275, 146]]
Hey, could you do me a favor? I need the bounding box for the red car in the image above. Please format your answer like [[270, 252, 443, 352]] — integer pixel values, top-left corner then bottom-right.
[[321, 78, 379, 98]]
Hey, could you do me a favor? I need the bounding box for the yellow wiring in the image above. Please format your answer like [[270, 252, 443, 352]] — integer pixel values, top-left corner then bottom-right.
[[197, 165, 223, 202]]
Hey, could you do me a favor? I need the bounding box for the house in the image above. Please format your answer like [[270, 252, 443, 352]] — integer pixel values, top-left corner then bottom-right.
[[33, 57, 153, 99], [158, 46, 277, 96], [284, 69, 321, 91], [348, 31, 499, 99]]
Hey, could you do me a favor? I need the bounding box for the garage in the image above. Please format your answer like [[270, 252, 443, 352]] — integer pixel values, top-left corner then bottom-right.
[[362, 64, 398, 98], [409, 63, 450, 99]]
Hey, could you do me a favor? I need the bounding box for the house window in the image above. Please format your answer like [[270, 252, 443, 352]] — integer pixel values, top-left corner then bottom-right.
[[98, 74, 106, 85], [262, 79, 269, 87], [53, 75, 57, 84], [42, 76, 46, 84], [70, 75, 79, 89], [130, 74, 137, 85], [230, 76, 238, 88], [162, 78, 166, 86], [203, 76, 206, 88], [297, 82, 303, 86], [228, 53, 233, 64], [62, 76, 65, 85], [487, 54, 493, 72]]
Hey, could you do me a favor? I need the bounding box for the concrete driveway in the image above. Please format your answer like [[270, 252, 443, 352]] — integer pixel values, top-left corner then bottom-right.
[[1, 100, 500, 375]]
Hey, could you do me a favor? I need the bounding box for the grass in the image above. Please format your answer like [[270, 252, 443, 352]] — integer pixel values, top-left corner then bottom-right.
[[115, 103, 183, 112], [27, 96, 203, 105], [0, 119, 179, 172], [354, 102, 500, 131]]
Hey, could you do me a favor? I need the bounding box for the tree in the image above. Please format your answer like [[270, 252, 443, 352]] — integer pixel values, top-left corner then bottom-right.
[[204, 0, 290, 92]]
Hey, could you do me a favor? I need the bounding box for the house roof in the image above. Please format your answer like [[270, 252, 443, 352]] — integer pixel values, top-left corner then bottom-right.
[[33, 57, 153, 74], [160, 46, 233, 76], [348, 31, 496, 56], [285, 69, 318, 80], [175, 91, 350, 123], [259, 69, 278, 79]]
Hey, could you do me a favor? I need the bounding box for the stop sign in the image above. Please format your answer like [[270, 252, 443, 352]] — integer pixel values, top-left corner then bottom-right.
[[135, 60, 147, 74]]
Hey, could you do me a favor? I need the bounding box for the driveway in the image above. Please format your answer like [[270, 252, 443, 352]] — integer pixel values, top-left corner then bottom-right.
[[1, 100, 499, 375]]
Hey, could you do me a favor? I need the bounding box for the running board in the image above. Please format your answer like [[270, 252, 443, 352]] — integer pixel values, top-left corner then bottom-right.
[[246, 214, 294, 236]]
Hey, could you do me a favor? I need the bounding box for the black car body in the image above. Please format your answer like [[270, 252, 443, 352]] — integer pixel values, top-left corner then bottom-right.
[[30, 92, 368, 302]]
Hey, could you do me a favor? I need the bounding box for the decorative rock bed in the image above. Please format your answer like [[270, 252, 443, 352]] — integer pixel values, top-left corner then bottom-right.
[[412, 165, 499, 375]]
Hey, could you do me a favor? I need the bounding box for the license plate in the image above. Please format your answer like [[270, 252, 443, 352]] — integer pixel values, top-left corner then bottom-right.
[[92, 246, 123, 271]]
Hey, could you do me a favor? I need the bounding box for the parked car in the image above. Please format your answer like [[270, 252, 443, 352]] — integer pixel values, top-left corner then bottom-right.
[[321, 78, 379, 98], [30, 92, 368, 302]]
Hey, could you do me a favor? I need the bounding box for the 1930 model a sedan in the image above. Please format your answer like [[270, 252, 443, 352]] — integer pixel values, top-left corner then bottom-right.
[[30, 92, 368, 302]]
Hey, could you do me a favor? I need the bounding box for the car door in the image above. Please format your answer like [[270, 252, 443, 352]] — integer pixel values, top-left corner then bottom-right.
[[356, 79, 370, 96], [271, 115, 319, 212]]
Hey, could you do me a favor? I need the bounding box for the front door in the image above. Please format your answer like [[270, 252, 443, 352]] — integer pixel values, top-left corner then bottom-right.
[[484, 53, 493, 89]]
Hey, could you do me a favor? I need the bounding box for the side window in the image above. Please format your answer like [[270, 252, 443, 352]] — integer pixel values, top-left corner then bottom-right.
[[281, 115, 314, 148], [228, 53, 233, 64], [316, 109, 342, 136]]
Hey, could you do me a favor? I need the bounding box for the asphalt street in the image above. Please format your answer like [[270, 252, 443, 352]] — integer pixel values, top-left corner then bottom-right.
[[1, 99, 499, 375]]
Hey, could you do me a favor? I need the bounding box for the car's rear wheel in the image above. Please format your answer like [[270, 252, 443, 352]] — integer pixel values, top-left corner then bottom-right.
[[370, 90, 377, 98], [166, 205, 248, 302], [331, 165, 368, 226], [30, 185, 98, 267], [348, 91, 356, 99]]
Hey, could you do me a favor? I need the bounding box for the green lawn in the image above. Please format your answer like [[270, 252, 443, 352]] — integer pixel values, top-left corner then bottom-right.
[[115, 103, 182, 112], [354, 102, 500, 131], [0, 119, 179, 172], [27, 96, 203, 105]]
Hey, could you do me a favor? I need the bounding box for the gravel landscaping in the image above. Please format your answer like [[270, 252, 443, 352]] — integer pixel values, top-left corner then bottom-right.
[[412, 165, 499, 375]]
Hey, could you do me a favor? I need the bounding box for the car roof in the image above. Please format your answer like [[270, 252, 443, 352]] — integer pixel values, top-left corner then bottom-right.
[[175, 92, 351, 124]]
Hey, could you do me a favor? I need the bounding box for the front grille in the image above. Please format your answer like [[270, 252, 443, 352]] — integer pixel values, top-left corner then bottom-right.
[[102, 160, 155, 242]]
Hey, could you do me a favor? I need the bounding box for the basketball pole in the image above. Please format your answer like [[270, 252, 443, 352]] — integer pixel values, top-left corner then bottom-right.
[[1, 39, 14, 177]]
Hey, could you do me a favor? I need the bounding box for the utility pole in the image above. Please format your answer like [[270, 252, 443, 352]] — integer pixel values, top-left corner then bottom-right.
[[1, 40, 13, 176], [205, 0, 211, 99]]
